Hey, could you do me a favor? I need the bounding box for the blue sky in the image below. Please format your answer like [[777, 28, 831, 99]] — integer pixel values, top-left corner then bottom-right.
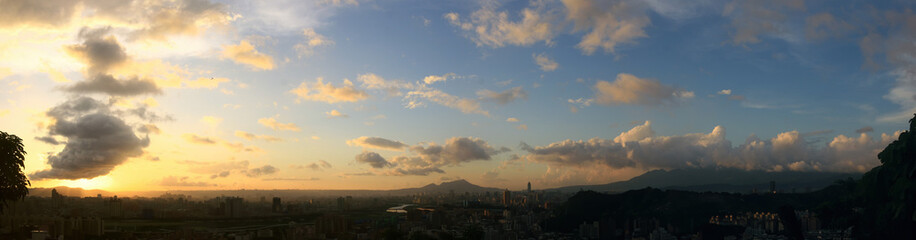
[[0, 0, 914, 191]]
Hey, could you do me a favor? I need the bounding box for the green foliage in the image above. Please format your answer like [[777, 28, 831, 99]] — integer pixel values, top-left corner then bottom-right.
[[0, 131, 30, 213]]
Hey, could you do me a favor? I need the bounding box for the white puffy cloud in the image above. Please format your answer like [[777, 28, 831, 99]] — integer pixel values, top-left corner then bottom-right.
[[562, 0, 651, 55], [258, 117, 301, 131], [294, 28, 334, 57], [593, 73, 691, 105], [423, 73, 456, 85], [234, 130, 282, 142], [444, 1, 556, 48], [325, 109, 348, 118], [521, 120, 903, 174], [533, 52, 558, 71], [291, 77, 368, 103], [221, 40, 276, 70]]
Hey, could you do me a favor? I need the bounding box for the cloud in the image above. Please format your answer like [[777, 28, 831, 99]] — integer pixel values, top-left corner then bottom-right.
[[520, 120, 903, 174], [292, 160, 333, 171], [517, 124, 528, 130], [718, 89, 732, 95], [423, 73, 456, 85], [244, 165, 279, 177], [804, 12, 853, 41], [444, 1, 556, 48], [855, 126, 874, 134], [234, 131, 282, 142], [562, 0, 651, 55], [183, 134, 262, 152], [506, 117, 520, 122], [200, 116, 223, 127], [65, 28, 129, 75], [722, 0, 805, 45], [181, 159, 249, 174], [160, 176, 215, 187], [347, 136, 409, 151], [183, 133, 218, 144], [258, 117, 301, 131], [326, 109, 348, 118], [30, 97, 149, 180], [868, 11, 916, 123], [353, 137, 507, 176], [210, 171, 230, 179], [61, 29, 163, 96], [64, 74, 162, 96], [291, 77, 369, 103], [357, 73, 489, 115], [408, 89, 489, 115], [221, 40, 276, 70], [0, 0, 80, 29], [295, 28, 334, 57], [593, 73, 691, 105], [533, 52, 558, 71], [34, 136, 61, 145], [355, 151, 392, 168], [263, 177, 320, 181], [477, 86, 528, 104]]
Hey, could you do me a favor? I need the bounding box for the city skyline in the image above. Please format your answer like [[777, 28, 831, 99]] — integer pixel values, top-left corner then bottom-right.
[[2, 0, 916, 191]]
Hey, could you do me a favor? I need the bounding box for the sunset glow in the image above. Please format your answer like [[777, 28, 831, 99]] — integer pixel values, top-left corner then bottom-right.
[[2, 0, 915, 192]]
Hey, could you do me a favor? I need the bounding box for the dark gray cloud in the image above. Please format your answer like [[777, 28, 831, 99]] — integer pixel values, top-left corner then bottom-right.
[[347, 136, 408, 150], [245, 165, 278, 177], [0, 0, 80, 28], [67, 27, 128, 74], [30, 98, 150, 180], [34, 136, 61, 145], [61, 28, 162, 96], [856, 126, 874, 134], [355, 151, 391, 168], [352, 137, 506, 176], [209, 171, 230, 179], [477, 86, 528, 104], [65, 74, 162, 96]]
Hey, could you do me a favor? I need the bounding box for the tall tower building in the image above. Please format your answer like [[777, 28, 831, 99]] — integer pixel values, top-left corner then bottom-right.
[[272, 197, 282, 213], [770, 181, 776, 194], [527, 182, 531, 193], [502, 189, 511, 206]]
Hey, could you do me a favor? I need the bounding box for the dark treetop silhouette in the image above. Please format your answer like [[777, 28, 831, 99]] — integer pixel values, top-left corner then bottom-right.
[[0, 131, 29, 213]]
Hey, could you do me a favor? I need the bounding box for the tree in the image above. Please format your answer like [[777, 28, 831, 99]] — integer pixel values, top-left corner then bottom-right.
[[0, 131, 29, 213]]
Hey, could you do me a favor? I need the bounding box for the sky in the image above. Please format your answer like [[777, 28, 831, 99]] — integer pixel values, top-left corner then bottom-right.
[[1, 0, 915, 192]]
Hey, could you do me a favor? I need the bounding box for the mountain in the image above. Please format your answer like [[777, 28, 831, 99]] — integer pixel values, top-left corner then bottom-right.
[[421, 179, 502, 193], [545, 168, 860, 193], [28, 186, 112, 198]]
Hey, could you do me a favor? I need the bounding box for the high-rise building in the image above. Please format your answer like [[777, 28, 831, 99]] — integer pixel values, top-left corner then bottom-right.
[[502, 189, 511, 206], [272, 197, 282, 213], [527, 182, 531, 193], [769, 181, 776, 194]]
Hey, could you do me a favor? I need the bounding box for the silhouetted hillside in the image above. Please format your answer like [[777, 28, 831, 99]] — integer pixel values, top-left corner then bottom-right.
[[546, 168, 859, 193], [29, 186, 111, 198]]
